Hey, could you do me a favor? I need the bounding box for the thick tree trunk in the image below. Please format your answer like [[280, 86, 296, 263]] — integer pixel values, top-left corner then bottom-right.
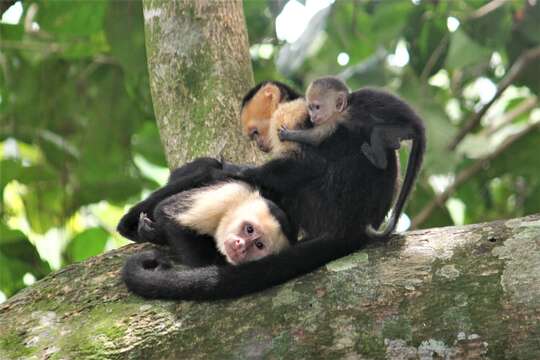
[[142, 0, 263, 169], [1, 214, 539, 359]]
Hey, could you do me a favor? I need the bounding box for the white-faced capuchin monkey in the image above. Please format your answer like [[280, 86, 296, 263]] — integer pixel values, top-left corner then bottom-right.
[[135, 181, 294, 266], [278, 76, 426, 239], [118, 158, 297, 283]]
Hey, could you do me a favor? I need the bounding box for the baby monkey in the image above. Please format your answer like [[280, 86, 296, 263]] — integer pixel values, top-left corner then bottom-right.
[[279, 76, 426, 238]]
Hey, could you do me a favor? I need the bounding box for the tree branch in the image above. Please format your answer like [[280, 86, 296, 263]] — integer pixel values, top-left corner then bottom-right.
[[419, 34, 449, 84], [2, 214, 540, 358], [483, 95, 538, 136], [467, 0, 508, 20]]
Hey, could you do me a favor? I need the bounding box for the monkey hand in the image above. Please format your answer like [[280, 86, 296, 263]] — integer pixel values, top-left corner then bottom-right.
[[137, 213, 154, 236], [278, 125, 292, 142]]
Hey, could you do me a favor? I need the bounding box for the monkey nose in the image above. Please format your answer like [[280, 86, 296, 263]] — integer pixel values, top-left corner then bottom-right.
[[234, 239, 245, 250]]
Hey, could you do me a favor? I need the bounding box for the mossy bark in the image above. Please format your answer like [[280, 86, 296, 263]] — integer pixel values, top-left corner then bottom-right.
[[142, 0, 263, 169], [1, 214, 539, 359]]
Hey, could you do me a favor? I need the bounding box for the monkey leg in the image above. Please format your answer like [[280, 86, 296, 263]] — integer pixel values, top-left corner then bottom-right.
[[363, 125, 414, 169], [118, 157, 227, 241]]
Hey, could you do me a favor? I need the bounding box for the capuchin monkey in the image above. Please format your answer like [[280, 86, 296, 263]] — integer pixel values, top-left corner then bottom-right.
[[134, 180, 295, 267], [240, 80, 302, 153], [118, 158, 296, 271], [278, 76, 426, 239]]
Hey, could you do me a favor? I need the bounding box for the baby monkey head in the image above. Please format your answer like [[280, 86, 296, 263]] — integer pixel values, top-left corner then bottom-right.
[[306, 76, 350, 125]]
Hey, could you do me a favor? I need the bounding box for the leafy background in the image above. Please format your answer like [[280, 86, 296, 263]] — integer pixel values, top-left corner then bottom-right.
[[1, 0, 539, 300]]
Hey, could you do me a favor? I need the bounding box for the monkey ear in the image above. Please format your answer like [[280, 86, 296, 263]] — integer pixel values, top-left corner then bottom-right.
[[336, 93, 347, 112]]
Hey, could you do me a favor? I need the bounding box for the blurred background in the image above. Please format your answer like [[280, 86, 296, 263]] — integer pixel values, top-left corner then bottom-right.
[[1, 0, 539, 301]]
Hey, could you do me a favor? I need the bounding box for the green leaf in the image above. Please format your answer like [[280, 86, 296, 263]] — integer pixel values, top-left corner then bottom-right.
[[506, 30, 540, 94], [446, 29, 492, 70], [64, 227, 109, 263], [404, 2, 449, 77], [461, 0, 512, 48], [132, 122, 167, 167], [0, 23, 23, 41], [36, 0, 107, 37], [244, 1, 274, 45], [105, 1, 146, 76], [517, 0, 540, 44], [371, 1, 413, 45], [399, 72, 459, 174], [0, 222, 50, 297]]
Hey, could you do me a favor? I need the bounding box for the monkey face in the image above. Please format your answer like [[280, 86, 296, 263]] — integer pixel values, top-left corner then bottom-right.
[[307, 98, 334, 125], [241, 84, 283, 153], [223, 221, 271, 265], [217, 199, 290, 265], [247, 125, 272, 153], [241, 108, 273, 153]]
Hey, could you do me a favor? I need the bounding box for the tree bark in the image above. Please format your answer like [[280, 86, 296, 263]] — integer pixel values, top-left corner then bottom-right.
[[142, 0, 263, 169], [1, 214, 539, 359]]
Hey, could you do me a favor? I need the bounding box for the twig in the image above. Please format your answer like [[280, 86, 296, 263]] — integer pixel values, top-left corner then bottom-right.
[[447, 46, 540, 151], [412, 119, 540, 228], [483, 96, 538, 136], [468, 0, 508, 20], [419, 34, 449, 84], [0, 40, 63, 53]]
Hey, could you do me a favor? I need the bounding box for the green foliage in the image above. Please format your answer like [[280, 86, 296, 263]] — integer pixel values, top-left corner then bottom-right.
[[1, 0, 539, 299], [0, 0, 163, 298]]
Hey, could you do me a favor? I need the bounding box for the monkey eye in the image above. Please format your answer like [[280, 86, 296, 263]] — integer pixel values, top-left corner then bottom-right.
[[248, 128, 259, 139], [315, 104, 320, 110], [244, 223, 255, 235], [255, 240, 264, 250]]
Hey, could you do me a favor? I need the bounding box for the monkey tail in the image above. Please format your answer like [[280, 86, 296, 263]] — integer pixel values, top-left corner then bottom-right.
[[366, 133, 426, 239], [122, 235, 363, 300]]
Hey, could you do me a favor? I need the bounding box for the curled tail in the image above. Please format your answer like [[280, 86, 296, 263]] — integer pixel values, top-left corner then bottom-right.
[[366, 135, 426, 239], [122, 234, 364, 300]]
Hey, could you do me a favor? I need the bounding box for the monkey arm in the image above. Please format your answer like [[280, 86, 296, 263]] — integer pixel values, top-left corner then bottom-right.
[[117, 157, 227, 241], [224, 156, 326, 194], [220, 161, 255, 175], [278, 123, 338, 147]]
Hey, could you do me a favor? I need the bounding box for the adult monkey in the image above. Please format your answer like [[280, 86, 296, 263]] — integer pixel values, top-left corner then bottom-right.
[[122, 81, 398, 300], [119, 157, 296, 267]]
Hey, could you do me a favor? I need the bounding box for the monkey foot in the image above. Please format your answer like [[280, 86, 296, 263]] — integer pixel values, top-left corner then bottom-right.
[[137, 213, 156, 240]]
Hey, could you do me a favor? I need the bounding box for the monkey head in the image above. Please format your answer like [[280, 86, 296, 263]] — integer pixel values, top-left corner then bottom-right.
[[240, 83, 282, 152], [306, 77, 349, 125], [215, 196, 290, 265]]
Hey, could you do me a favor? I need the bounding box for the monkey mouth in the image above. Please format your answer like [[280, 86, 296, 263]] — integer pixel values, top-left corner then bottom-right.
[[257, 141, 272, 153], [310, 117, 323, 125], [225, 246, 244, 265]]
